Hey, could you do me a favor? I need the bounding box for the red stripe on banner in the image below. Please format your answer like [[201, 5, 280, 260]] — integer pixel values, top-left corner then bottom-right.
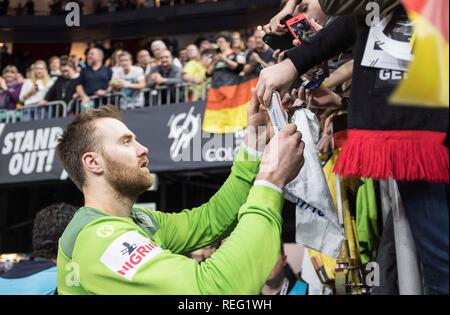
[[206, 78, 258, 111], [334, 130, 449, 183]]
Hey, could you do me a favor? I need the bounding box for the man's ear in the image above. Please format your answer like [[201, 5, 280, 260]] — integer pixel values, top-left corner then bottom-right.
[[81, 152, 104, 176]]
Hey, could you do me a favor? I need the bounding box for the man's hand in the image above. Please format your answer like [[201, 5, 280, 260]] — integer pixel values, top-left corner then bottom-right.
[[245, 88, 274, 152], [263, 0, 297, 35], [95, 89, 107, 97], [151, 73, 166, 85], [257, 124, 305, 189], [298, 84, 342, 109], [81, 96, 91, 105], [117, 79, 129, 89], [256, 59, 298, 108], [250, 52, 263, 65]]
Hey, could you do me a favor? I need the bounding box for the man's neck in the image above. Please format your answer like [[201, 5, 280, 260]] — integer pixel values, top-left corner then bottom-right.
[[84, 183, 135, 217], [160, 64, 171, 71], [91, 62, 101, 71]]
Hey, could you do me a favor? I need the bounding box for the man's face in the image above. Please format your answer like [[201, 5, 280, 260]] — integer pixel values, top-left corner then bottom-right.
[[137, 50, 151, 65], [179, 49, 187, 61], [61, 65, 73, 79], [94, 118, 152, 198], [160, 50, 173, 68], [247, 36, 257, 50], [297, 0, 327, 26], [186, 45, 198, 60], [50, 59, 60, 72], [119, 55, 132, 70], [87, 49, 100, 65], [254, 30, 266, 50], [199, 40, 211, 52]]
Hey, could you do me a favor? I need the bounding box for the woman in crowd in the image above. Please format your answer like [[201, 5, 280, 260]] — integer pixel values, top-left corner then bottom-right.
[[110, 49, 124, 77], [231, 32, 246, 55], [0, 65, 23, 111], [19, 60, 53, 107], [206, 32, 245, 86]]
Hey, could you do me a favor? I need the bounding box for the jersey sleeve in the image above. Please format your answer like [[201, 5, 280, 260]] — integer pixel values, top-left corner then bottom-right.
[[72, 184, 283, 295], [149, 145, 261, 254]]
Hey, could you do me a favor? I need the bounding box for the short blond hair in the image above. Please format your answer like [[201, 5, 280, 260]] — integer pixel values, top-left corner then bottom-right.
[[2, 65, 18, 75]]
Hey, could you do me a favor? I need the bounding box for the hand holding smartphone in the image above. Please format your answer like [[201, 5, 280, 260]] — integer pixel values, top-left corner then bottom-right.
[[262, 14, 294, 52], [285, 14, 318, 45]]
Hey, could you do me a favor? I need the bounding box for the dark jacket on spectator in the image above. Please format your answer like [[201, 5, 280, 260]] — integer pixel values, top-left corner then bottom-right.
[[148, 64, 183, 86], [45, 76, 78, 104], [285, 3, 448, 182], [76, 65, 112, 96]]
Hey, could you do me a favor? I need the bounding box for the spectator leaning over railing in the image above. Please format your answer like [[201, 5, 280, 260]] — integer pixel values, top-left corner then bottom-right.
[[147, 49, 183, 87], [136, 49, 153, 76], [76, 48, 113, 108], [19, 60, 54, 108], [42, 59, 79, 107], [110, 51, 146, 108], [147, 49, 183, 104], [0, 65, 22, 111]]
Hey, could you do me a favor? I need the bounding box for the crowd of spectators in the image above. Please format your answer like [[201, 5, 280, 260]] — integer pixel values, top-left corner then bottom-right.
[[0, 28, 276, 114], [0, 0, 224, 16]]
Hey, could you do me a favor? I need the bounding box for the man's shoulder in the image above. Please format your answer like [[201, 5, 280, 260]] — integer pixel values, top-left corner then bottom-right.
[[59, 207, 134, 259]]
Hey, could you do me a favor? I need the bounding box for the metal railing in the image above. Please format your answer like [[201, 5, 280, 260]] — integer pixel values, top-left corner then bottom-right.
[[1, 83, 210, 124], [68, 93, 127, 115], [141, 83, 209, 108], [0, 101, 68, 124]]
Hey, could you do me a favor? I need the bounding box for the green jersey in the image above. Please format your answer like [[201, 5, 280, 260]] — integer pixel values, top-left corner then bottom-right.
[[57, 146, 284, 294]]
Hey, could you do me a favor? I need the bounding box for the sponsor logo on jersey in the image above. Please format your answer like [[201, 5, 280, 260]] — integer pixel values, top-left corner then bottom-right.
[[100, 231, 162, 281], [96, 224, 115, 238]]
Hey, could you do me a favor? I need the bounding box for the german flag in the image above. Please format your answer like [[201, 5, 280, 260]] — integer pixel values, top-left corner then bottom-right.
[[202, 71, 258, 134], [390, 0, 449, 108]]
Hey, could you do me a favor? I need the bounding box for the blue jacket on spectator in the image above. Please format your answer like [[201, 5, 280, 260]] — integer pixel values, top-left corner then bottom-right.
[[0, 258, 57, 295]]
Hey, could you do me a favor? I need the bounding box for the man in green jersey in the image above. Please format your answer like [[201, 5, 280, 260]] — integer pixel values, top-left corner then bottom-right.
[[56, 89, 305, 294]]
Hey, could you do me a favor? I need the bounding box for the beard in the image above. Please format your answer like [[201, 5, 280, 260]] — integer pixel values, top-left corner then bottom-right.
[[103, 153, 153, 199]]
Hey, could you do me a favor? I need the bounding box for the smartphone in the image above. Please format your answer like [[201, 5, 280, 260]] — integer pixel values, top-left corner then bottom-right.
[[263, 33, 294, 52], [301, 62, 329, 90], [262, 14, 294, 52], [286, 14, 317, 45]]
